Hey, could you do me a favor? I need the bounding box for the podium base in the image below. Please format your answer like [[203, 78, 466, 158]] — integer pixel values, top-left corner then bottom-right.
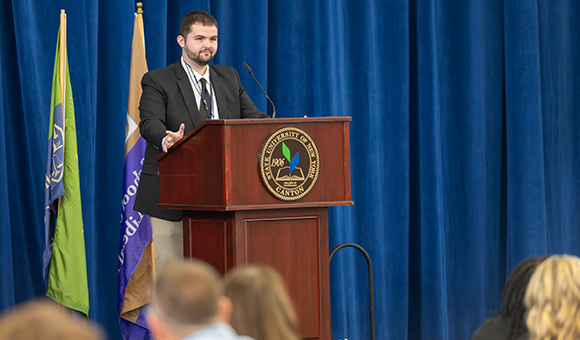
[[183, 207, 330, 340]]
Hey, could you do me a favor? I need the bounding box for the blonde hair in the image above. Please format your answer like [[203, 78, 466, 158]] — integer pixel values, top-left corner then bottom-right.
[[224, 266, 298, 340], [525, 254, 580, 340], [0, 299, 104, 340]]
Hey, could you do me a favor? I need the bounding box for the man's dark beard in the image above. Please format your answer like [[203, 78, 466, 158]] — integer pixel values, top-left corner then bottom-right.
[[185, 46, 214, 67]]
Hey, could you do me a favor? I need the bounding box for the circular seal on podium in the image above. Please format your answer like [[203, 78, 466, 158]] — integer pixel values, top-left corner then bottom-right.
[[259, 126, 320, 201]]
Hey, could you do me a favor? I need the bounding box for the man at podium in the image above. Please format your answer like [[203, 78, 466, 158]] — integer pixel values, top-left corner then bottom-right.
[[134, 10, 269, 272]]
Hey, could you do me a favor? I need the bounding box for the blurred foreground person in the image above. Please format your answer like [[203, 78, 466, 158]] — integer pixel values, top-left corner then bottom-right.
[[525, 254, 580, 340], [0, 299, 104, 340], [147, 260, 253, 340], [224, 266, 298, 340], [472, 256, 547, 340]]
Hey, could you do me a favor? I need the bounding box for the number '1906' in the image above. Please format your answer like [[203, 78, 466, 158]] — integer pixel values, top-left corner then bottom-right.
[[271, 158, 285, 167]]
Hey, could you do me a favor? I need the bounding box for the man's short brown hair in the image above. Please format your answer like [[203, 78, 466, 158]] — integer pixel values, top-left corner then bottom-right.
[[152, 259, 222, 326], [179, 10, 218, 37]]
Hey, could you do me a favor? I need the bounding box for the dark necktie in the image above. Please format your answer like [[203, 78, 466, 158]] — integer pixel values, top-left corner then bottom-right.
[[199, 78, 212, 119]]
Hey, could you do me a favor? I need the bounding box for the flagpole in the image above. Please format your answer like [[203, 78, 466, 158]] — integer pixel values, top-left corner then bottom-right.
[[137, 3, 145, 49], [57, 9, 67, 213], [59, 10, 66, 124]]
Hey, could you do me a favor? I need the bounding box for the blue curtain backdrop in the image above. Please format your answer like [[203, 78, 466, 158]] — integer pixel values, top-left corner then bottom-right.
[[1, 0, 579, 339]]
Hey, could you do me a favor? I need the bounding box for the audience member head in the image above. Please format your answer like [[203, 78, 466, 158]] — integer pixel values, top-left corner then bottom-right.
[[499, 255, 547, 339], [147, 259, 232, 340], [179, 10, 218, 37], [224, 265, 298, 340], [525, 254, 580, 340], [0, 299, 104, 340]]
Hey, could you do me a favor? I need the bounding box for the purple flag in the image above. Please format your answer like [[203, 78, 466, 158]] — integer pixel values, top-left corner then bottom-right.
[[118, 7, 153, 340]]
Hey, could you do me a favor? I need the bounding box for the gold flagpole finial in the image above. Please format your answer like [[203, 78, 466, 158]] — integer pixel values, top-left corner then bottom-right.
[[136, 2, 143, 14]]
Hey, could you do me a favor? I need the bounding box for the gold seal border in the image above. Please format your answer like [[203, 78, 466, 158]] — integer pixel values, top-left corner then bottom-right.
[[259, 126, 320, 201]]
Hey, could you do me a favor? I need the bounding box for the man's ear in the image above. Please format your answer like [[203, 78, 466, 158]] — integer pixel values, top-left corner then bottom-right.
[[177, 34, 185, 48], [217, 296, 233, 323]]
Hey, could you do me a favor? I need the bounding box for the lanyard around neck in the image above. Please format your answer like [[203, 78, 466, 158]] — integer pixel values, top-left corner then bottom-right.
[[184, 62, 213, 119]]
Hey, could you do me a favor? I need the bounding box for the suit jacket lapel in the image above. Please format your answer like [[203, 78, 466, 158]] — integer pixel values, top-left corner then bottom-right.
[[210, 65, 228, 119], [175, 62, 206, 128]]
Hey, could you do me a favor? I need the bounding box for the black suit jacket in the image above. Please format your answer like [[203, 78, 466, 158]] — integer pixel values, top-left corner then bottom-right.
[[472, 315, 529, 340], [134, 61, 269, 220]]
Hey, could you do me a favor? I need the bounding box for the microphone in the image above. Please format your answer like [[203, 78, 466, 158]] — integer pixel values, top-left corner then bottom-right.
[[243, 62, 276, 118]]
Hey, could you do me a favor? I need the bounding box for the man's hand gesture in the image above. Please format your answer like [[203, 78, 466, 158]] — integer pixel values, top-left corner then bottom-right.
[[162, 123, 185, 152]]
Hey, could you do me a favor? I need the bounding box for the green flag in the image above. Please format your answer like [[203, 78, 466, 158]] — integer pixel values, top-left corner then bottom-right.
[[44, 10, 89, 315]]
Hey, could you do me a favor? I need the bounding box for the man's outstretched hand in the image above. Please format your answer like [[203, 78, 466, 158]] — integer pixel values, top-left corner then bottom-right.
[[162, 123, 185, 152]]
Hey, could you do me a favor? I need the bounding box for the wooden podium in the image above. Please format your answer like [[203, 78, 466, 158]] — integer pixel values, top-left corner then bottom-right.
[[156, 117, 352, 340]]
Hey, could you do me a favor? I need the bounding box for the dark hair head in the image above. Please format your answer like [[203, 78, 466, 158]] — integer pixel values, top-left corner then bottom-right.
[[179, 10, 218, 37], [501, 255, 548, 340]]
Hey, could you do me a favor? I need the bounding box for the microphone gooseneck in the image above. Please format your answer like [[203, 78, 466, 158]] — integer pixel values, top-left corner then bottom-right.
[[243, 61, 276, 119]]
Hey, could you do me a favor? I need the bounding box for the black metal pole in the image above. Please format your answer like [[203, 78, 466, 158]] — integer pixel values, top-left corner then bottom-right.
[[329, 243, 375, 340]]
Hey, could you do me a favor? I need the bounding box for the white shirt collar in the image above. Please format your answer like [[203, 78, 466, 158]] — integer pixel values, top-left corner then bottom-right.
[[181, 57, 211, 85]]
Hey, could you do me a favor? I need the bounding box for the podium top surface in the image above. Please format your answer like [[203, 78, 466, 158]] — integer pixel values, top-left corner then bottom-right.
[[157, 116, 352, 162]]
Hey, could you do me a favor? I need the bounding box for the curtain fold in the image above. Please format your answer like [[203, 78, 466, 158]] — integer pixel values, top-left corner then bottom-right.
[[0, 16, 16, 310], [536, 0, 580, 255], [504, 0, 549, 269], [409, 0, 449, 337], [1, 0, 580, 339]]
